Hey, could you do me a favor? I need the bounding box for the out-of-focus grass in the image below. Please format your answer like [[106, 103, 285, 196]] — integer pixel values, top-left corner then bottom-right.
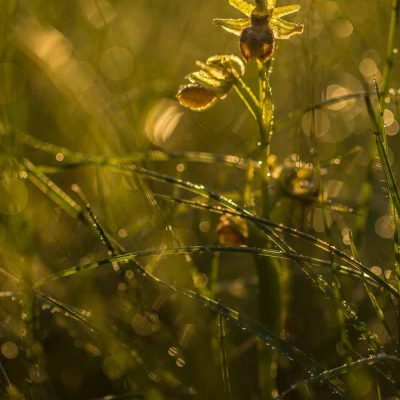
[[0, 0, 400, 399]]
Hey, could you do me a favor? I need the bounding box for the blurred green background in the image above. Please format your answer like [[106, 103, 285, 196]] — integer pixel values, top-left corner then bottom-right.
[[0, 0, 400, 399]]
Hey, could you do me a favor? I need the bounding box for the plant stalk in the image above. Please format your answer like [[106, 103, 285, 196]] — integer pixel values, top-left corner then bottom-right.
[[254, 59, 280, 400]]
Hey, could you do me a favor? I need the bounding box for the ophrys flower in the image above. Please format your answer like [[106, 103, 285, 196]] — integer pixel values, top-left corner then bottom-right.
[[176, 55, 245, 111], [214, 0, 304, 63]]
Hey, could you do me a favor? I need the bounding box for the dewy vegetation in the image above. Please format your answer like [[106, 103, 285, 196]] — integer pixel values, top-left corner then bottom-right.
[[0, 0, 400, 399]]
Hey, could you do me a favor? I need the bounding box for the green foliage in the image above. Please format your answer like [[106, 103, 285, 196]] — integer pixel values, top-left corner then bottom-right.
[[0, 0, 400, 399]]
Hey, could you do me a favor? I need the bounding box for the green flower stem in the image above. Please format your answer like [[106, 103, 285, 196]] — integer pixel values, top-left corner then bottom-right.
[[366, 92, 400, 222], [255, 59, 280, 400], [382, 0, 400, 94], [232, 68, 280, 400], [255, 0, 266, 9], [244, 163, 256, 210], [257, 60, 274, 215], [154, 51, 277, 398], [377, 0, 400, 352]]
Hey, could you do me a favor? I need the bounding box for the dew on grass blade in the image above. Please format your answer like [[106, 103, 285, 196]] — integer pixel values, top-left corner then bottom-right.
[[131, 312, 159, 336], [168, 346, 178, 357], [55, 152, 64, 161], [125, 270, 134, 279], [176, 358, 185, 368], [148, 372, 161, 382]]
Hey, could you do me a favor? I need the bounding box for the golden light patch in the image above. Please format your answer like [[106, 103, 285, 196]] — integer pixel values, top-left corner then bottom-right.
[[176, 85, 218, 111]]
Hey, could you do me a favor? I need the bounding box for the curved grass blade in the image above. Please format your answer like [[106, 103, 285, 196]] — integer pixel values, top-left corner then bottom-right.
[[218, 315, 232, 400], [36, 245, 357, 286], [272, 5, 301, 19], [23, 159, 84, 220], [369, 86, 400, 218], [105, 163, 399, 300], [4, 126, 260, 170], [0, 267, 20, 284], [71, 185, 119, 257], [279, 354, 400, 399], [0, 359, 11, 387], [26, 158, 399, 299], [277, 91, 400, 131], [214, 18, 251, 36], [35, 290, 196, 395], [37, 250, 345, 396], [36, 291, 94, 328], [382, 0, 400, 93], [20, 156, 389, 355]]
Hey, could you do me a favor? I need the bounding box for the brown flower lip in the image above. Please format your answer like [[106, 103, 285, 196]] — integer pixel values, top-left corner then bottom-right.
[[240, 23, 275, 63]]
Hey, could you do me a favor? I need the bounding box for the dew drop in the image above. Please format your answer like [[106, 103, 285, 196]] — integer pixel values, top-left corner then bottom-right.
[[176, 358, 186, 368], [168, 346, 178, 357]]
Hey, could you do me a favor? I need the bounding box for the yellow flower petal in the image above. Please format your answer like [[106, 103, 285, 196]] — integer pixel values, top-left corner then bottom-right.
[[206, 55, 245, 78], [196, 60, 226, 80], [270, 18, 304, 39], [214, 18, 251, 36], [186, 71, 226, 89], [176, 84, 219, 111], [272, 4, 301, 19], [229, 0, 254, 17]]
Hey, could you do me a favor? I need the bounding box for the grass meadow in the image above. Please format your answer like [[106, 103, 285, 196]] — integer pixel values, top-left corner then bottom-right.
[[0, 0, 400, 399]]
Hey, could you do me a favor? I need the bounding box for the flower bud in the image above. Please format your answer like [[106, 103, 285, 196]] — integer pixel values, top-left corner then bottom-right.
[[216, 215, 249, 247], [272, 159, 318, 200], [177, 55, 245, 111]]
